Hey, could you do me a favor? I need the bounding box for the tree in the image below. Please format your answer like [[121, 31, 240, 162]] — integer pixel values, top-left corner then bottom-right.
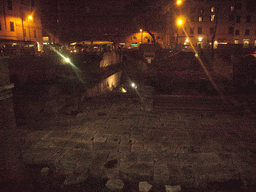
[[210, 0, 223, 59], [124, 0, 167, 45]]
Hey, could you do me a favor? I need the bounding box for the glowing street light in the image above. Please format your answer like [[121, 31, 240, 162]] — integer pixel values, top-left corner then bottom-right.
[[177, 0, 182, 5], [28, 15, 33, 40], [140, 29, 143, 45], [177, 19, 183, 26], [176, 18, 184, 46], [64, 57, 70, 63]]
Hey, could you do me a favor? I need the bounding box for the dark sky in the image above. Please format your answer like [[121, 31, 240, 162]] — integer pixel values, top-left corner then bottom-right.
[[39, 0, 166, 43]]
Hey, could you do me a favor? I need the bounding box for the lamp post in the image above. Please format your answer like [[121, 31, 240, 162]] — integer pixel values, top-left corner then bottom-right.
[[28, 15, 33, 40], [177, 0, 182, 6], [140, 29, 143, 45], [176, 18, 183, 46]]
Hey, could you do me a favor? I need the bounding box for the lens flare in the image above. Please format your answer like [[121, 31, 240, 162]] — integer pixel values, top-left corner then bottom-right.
[[48, 45, 86, 86], [64, 57, 70, 63], [179, 26, 225, 101]]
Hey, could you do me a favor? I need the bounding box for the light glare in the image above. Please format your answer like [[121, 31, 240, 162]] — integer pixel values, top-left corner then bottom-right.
[[64, 57, 70, 63], [177, 0, 182, 5], [121, 87, 127, 93], [177, 19, 183, 26]]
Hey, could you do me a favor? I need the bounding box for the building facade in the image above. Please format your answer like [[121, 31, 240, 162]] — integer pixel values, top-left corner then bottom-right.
[[175, 0, 256, 48], [122, 30, 167, 49], [0, 0, 43, 50]]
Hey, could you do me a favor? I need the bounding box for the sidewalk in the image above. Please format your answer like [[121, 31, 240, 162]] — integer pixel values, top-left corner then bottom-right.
[[19, 91, 256, 191]]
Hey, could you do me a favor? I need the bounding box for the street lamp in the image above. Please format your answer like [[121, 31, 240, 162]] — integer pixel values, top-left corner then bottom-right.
[[177, 0, 182, 6], [176, 18, 184, 46], [140, 29, 143, 45], [177, 19, 183, 26], [28, 15, 33, 40]]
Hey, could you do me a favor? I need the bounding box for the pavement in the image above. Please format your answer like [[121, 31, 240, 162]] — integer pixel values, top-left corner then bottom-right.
[[17, 89, 256, 191]]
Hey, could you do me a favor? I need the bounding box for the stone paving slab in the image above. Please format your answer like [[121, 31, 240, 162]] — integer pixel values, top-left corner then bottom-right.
[[20, 93, 256, 190]]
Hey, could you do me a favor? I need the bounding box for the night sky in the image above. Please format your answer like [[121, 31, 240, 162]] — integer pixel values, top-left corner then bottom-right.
[[39, 0, 167, 43]]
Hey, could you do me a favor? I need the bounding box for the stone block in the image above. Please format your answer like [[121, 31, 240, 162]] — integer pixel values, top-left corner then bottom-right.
[[56, 160, 76, 175], [165, 185, 181, 192], [120, 135, 130, 144], [23, 148, 61, 164], [144, 143, 161, 152], [93, 142, 119, 152], [106, 179, 124, 190], [167, 164, 183, 184], [48, 131, 73, 140], [107, 135, 121, 143], [93, 137, 107, 142], [194, 164, 239, 185], [139, 181, 152, 192], [131, 143, 144, 152], [179, 153, 221, 166], [41, 167, 50, 176], [126, 163, 153, 179], [154, 162, 169, 183], [67, 141, 93, 151], [119, 144, 131, 153], [63, 172, 89, 185], [61, 149, 83, 162], [137, 152, 154, 165], [104, 168, 120, 179]]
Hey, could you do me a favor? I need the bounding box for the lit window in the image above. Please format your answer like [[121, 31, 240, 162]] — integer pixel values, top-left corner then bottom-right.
[[235, 30, 240, 35], [234, 40, 239, 44], [10, 22, 14, 31], [230, 6, 234, 12], [210, 15, 215, 21], [211, 7, 215, 12], [198, 16, 203, 22], [243, 39, 250, 48], [245, 29, 250, 35]]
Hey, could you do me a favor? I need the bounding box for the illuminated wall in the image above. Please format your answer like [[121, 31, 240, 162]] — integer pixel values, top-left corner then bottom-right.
[[175, 0, 256, 48], [124, 31, 167, 48], [86, 71, 122, 97], [0, 0, 43, 51]]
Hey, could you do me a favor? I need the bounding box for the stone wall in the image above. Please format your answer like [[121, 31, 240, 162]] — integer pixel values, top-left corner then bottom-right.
[[87, 71, 122, 98], [100, 51, 122, 68]]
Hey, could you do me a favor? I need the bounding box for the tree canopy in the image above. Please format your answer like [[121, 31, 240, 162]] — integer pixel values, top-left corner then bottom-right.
[[124, 0, 168, 44]]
